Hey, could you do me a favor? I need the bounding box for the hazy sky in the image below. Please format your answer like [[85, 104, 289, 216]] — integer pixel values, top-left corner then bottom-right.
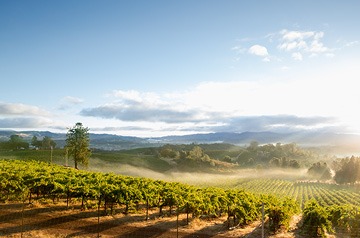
[[1, 0, 360, 137]]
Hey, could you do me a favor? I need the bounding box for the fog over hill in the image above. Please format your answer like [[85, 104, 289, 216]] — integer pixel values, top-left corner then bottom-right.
[[1, 130, 360, 154]]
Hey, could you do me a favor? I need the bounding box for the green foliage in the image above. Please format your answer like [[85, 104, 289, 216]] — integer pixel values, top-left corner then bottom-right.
[[236, 142, 313, 168], [307, 162, 332, 181], [327, 204, 352, 233], [266, 196, 300, 232], [334, 156, 360, 185], [327, 204, 360, 237], [5, 159, 360, 237], [159, 145, 179, 158], [0, 159, 293, 226], [158, 144, 236, 171], [31, 135, 57, 149], [0, 148, 66, 163], [302, 200, 332, 237], [41, 136, 57, 149], [0, 134, 29, 150], [31, 136, 41, 148], [66, 122, 91, 169], [92, 150, 172, 172]]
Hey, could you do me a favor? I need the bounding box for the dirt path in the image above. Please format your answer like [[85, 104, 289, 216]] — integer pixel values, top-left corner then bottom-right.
[[0, 202, 304, 238]]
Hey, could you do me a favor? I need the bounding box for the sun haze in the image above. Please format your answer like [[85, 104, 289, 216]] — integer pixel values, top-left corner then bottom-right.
[[1, 1, 360, 137]]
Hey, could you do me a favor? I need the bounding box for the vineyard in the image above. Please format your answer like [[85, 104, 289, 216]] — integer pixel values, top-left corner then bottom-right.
[[232, 178, 360, 208], [2, 159, 360, 237]]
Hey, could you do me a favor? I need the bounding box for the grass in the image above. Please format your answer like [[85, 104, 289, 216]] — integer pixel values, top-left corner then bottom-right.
[[0, 148, 172, 173], [0, 149, 65, 163], [91, 150, 172, 172]]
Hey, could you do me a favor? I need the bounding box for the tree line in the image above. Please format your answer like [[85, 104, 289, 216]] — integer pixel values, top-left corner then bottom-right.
[[0, 134, 57, 150], [158, 142, 315, 169], [306, 156, 360, 185], [0, 122, 91, 170]]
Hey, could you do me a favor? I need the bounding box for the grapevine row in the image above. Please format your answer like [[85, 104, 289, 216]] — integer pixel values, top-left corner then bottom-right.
[[0, 159, 298, 232], [235, 179, 360, 207]]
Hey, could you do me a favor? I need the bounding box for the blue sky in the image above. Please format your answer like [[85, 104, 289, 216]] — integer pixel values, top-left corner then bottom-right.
[[1, 0, 360, 137]]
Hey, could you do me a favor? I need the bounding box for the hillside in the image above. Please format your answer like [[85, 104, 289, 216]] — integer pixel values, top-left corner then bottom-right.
[[2, 159, 360, 237], [1, 130, 360, 154]]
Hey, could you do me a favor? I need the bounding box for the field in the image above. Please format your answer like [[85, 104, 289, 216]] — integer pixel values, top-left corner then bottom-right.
[[226, 178, 360, 207], [0, 202, 306, 238], [2, 148, 360, 237]]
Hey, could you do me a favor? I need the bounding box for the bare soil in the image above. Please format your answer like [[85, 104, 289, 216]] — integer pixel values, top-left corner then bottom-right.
[[0, 202, 307, 238]]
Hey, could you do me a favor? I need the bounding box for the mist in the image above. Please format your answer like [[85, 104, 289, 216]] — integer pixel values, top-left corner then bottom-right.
[[86, 157, 309, 187]]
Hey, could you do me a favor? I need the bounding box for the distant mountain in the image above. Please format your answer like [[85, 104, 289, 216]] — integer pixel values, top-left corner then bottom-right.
[[156, 131, 289, 144], [1, 130, 360, 152], [157, 131, 360, 146], [0, 130, 150, 150], [0, 130, 64, 140]]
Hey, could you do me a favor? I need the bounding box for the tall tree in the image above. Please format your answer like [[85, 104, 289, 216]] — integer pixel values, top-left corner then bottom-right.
[[65, 122, 91, 169], [334, 157, 360, 185], [31, 136, 41, 148], [8, 135, 29, 150], [41, 136, 56, 149]]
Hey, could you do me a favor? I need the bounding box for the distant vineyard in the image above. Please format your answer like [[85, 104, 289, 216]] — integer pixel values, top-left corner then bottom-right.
[[233, 178, 360, 207]]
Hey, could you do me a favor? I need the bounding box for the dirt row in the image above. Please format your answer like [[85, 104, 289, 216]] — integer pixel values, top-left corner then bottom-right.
[[0, 202, 305, 238]]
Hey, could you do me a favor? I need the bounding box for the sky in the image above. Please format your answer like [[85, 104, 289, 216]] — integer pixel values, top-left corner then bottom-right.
[[1, 0, 360, 137]]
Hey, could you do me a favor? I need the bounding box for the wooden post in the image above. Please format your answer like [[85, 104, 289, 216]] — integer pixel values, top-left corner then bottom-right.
[[262, 202, 265, 238], [227, 206, 230, 229], [21, 199, 25, 238], [50, 146, 53, 163], [186, 202, 189, 225], [65, 148, 68, 167], [97, 196, 101, 238], [176, 206, 179, 238], [146, 199, 149, 220]]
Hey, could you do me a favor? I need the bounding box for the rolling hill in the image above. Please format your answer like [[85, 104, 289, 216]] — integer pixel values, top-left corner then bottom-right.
[[1, 130, 360, 153]]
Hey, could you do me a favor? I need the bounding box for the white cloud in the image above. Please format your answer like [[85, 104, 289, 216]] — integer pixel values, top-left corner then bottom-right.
[[279, 40, 307, 51], [345, 41, 359, 47], [248, 44, 269, 57], [292, 52, 303, 61], [83, 57, 360, 133], [62, 96, 84, 104], [82, 90, 204, 124], [58, 96, 84, 110], [0, 102, 66, 130], [309, 39, 329, 53], [326, 53, 335, 58], [278, 29, 333, 57], [112, 90, 162, 106], [0, 117, 53, 129], [233, 28, 355, 66], [231, 45, 246, 54], [281, 29, 315, 41], [113, 90, 143, 102], [0, 102, 49, 116]]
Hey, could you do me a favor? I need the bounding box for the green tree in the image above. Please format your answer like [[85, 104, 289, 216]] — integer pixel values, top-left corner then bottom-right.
[[159, 145, 179, 158], [269, 157, 281, 167], [31, 136, 41, 148], [308, 162, 332, 181], [41, 136, 56, 149], [334, 157, 360, 184], [248, 141, 259, 150], [65, 122, 91, 169], [187, 146, 204, 160], [8, 135, 29, 150]]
